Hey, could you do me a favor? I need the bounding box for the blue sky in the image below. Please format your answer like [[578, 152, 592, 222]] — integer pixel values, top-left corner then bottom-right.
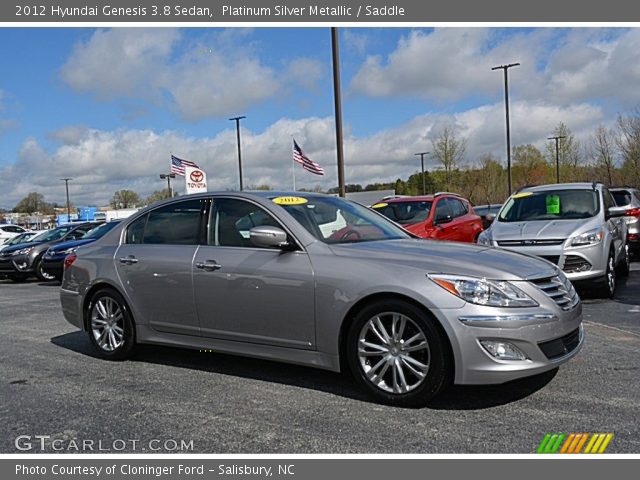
[[1, 27, 638, 208]]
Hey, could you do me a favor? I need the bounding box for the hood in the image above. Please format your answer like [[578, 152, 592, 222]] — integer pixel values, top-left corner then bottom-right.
[[0, 240, 45, 255], [488, 218, 599, 241], [49, 238, 95, 253], [329, 239, 556, 281]]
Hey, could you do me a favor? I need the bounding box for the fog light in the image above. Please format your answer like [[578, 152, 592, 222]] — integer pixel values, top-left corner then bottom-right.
[[479, 340, 528, 360], [15, 262, 28, 270]]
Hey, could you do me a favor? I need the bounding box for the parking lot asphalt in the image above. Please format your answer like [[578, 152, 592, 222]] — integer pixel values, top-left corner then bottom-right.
[[1, 266, 639, 454]]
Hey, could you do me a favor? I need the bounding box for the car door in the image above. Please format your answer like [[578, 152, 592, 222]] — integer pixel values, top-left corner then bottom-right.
[[114, 198, 207, 336], [193, 197, 316, 350], [430, 198, 456, 240]]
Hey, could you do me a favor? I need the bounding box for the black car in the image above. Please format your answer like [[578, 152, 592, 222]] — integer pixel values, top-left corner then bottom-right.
[[473, 203, 503, 230], [0, 222, 102, 282]]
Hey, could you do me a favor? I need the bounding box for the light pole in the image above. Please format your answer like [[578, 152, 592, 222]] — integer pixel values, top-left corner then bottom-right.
[[229, 116, 246, 191], [159, 173, 176, 198], [60, 178, 72, 220], [492, 62, 520, 196], [414, 152, 429, 195], [548, 135, 566, 184], [331, 27, 346, 198]]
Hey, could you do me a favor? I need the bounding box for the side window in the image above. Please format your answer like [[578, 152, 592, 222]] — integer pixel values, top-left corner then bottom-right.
[[126, 215, 147, 244], [142, 199, 205, 245], [434, 199, 452, 222], [210, 198, 282, 248], [449, 198, 468, 218]]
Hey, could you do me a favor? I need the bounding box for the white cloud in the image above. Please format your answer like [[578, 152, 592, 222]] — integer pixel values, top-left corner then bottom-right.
[[59, 28, 321, 120], [0, 100, 607, 209]]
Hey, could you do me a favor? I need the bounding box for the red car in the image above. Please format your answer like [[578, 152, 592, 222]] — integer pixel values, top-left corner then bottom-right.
[[371, 193, 483, 242]]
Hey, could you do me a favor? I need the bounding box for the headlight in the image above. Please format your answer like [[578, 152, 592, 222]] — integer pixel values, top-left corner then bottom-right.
[[477, 231, 491, 245], [12, 247, 34, 256], [569, 228, 603, 248], [429, 274, 538, 307]]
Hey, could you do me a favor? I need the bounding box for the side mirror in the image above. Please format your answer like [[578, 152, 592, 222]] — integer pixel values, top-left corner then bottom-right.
[[434, 215, 452, 225], [606, 206, 628, 219], [249, 226, 291, 249]]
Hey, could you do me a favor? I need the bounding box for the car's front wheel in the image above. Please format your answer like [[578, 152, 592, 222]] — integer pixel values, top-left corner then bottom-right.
[[597, 250, 616, 299], [617, 244, 630, 278], [34, 257, 56, 282], [346, 299, 451, 407], [87, 289, 136, 360]]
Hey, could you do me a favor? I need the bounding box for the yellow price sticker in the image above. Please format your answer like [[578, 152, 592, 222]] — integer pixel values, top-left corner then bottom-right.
[[371, 202, 388, 208], [512, 191, 533, 199], [272, 196, 308, 205]]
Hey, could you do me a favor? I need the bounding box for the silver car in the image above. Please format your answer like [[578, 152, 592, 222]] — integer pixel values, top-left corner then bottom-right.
[[60, 192, 583, 407], [610, 186, 640, 258], [478, 183, 630, 298]]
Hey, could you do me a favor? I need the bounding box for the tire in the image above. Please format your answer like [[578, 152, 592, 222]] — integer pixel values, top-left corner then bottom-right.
[[345, 299, 451, 408], [597, 250, 616, 299], [7, 273, 28, 283], [617, 244, 630, 278], [34, 257, 56, 282], [86, 289, 136, 360]]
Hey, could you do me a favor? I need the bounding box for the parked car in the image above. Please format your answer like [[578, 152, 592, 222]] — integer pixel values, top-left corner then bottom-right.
[[0, 231, 37, 252], [0, 222, 102, 282], [610, 186, 640, 258], [0, 224, 29, 243], [371, 193, 483, 243], [60, 192, 582, 407], [42, 220, 121, 281], [473, 203, 503, 229], [478, 182, 629, 297]]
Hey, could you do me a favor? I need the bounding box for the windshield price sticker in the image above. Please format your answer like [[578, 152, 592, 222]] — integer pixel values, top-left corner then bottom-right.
[[546, 194, 560, 214], [272, 196, 308, 205]]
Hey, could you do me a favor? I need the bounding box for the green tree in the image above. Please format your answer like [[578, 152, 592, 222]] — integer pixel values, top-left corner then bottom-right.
[[476, 154, 506, 203], [13, 192, 55, 214], [111, 189, 141, 209], [145, 188, 172, 205], [513, 144, 550, 188]]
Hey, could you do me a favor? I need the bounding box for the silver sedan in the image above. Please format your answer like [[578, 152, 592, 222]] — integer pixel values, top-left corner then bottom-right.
[[60, 192, 583, 407]]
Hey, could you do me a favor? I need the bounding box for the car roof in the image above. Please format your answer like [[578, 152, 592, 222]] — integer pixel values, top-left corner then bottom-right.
[[382, 195, 435, 203], [518, 183, 601, 193]]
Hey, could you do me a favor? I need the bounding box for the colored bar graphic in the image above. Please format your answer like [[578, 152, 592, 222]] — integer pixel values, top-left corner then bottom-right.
[[537, 433, 613, 453]]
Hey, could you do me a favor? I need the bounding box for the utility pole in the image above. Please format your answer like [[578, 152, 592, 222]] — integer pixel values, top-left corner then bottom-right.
[[159, 173, 176, 197], [60, 178, 72, 219], [492, 62, 520, 196], [414, 152, 429, 195], [229, 116, 246, 191], [548, 135, 566, 184], [331, 27, 346, 198]]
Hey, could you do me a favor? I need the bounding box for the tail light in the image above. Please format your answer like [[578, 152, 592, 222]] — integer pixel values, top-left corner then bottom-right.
[[629, 233, 639, 242], [63, 252, 77, 269], [626, 207, 640, 217]]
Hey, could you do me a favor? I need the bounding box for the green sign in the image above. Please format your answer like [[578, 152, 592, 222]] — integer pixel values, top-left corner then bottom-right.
[[546, 194, 560, 214]]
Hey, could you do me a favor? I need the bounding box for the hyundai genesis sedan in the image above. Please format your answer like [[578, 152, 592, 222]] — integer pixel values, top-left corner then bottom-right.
[[60, 192, 583, 407]]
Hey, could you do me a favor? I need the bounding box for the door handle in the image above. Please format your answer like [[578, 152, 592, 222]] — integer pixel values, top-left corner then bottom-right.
[[118, 256, 138, 265], [195, 260, 222, 271]]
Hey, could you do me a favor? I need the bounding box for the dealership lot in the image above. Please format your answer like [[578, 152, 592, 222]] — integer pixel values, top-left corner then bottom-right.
[[1, 267, 639, 453]]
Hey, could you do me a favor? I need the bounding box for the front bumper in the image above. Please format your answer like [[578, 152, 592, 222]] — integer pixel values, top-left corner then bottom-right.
[[0, 254, 34, 275], [493, 242, 607, 281]]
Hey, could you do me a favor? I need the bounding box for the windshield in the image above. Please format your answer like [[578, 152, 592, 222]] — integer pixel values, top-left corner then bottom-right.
[[371, 201, 432, 225], [82, 221, 119, 239], [7, 233, 35, 245], [272, 195, 410, 244], [499, 190, 599, 222], [30, 225, 74, 242]]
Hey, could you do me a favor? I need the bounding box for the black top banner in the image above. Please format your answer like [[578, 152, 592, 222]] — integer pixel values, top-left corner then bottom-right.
[[3, 0, 640, 22]]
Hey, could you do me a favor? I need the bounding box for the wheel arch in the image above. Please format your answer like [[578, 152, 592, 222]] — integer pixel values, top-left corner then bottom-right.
[[82, 281, 135, 333]]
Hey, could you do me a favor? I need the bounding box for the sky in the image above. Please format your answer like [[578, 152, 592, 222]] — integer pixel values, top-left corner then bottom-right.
[[0, 26, 639, 208]]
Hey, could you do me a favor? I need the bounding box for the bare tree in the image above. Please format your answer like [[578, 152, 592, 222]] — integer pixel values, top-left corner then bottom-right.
[[545, 122, 582, 181], [589, 126, 618, 186], [430, 125, 467, 190], [111, 189, 141, 209], [476, 154, 506, 204], [617, 111, 640, 188]]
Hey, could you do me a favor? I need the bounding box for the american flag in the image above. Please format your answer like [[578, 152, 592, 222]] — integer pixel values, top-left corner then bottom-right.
[[170, 155, 200, 176], [293, 140, 324, 176]]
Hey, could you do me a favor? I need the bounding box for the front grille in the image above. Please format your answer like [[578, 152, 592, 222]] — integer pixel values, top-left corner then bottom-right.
[[539, 255, 560, 265], [538, 327, 582, 360], [497, 239, 565, 247], [529, 275, 580, 311], [562, 255, 592, 273]]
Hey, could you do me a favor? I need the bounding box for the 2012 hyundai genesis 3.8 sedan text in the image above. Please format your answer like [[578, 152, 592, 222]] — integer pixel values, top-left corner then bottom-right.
[[60, 192, 583, 407]]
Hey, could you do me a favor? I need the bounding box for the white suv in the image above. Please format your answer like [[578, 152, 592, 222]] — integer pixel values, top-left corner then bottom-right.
[[0, 224, 29, 243], [478, 182, 630, 297]]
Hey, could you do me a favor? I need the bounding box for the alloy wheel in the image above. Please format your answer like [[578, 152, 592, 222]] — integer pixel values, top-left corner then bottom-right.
[[91, 296, 125, 352], [607, 254, 616, 295], [357, 312, 430, 394]]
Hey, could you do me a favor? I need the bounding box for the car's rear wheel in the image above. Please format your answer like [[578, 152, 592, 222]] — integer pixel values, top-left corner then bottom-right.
[[346, 299, 450, 407], [87, 289, 136, 360], [34, 257, 55, 282]]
